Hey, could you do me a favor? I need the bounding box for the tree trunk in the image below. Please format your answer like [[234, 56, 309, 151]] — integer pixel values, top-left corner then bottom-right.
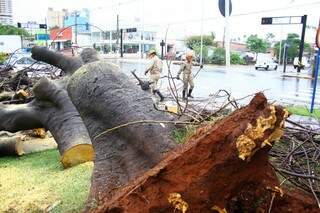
[[91, 93, 318, 212], [67, 59, 177, 206], [0, 77, 93, 168], [29, 47, 178, 203], [0, 136, 24, 156]]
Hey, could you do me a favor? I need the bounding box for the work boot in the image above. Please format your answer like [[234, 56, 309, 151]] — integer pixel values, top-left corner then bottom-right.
[[155, 90, 164, 102], [182, 90, 187, 100], [187, 89, 194, 98]]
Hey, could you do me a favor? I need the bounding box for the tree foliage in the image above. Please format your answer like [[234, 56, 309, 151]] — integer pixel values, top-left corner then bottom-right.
[[185, 35, 216, 49], [231, 52, 245, 65], [0, 24, 30, 37], [246, 35, 269, 53], [273, 33, 312, 62], [185, 34, 216, 63], [210, 48, 245, 65], [210, 47, 225, 65]]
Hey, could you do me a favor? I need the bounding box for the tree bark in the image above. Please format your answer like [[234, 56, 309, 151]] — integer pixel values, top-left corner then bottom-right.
[[3, 47, 317, 211], [92, 93, 318, 212], [0, 136, 24, 156], [31, 46, 82, 75], [30, 47, 178, 204], [0, 77, 93, 168], [67, 60, 177, 205]]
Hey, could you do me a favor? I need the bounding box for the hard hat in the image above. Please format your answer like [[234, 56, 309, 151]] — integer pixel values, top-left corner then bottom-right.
[[148, 49, 157, 55], [186, 51, 194, 58]]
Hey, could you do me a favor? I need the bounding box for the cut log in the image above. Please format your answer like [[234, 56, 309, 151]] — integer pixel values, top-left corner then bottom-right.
[[0, 136, 24, 156], [30, 47, 177, 203], [92, 93, 319, 212], [0, 91, 14, 102], [67, 56, 177, 206], [0, 78, 93, 168]]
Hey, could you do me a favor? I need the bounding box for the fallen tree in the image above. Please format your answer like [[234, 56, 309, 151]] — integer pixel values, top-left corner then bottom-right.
[[92, 93, 319, 212], [1, 47, 319, 211], [0, 77, 93, 168], [30, 47, 177, 203], [0, 136, 24, 156]]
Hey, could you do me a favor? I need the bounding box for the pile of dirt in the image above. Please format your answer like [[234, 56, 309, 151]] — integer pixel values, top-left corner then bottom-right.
[[91, 93, 319, 212]]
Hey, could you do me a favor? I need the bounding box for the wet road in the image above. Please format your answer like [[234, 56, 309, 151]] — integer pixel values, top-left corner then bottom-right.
[[111, 59, 320, 107]]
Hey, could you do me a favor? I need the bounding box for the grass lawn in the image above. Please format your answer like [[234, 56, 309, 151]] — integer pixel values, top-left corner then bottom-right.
[[287, 106, 320, 119], [0, 149, 93, 212]]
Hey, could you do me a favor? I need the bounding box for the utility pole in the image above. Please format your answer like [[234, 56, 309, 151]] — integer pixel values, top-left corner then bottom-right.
[[74, 10, 78, 45], [283, 43, 289, 73], [224, 0, 231, 70], [278, 26, 283, 65], [45, 18, 48, 48], [200, 0, 204, 65], [116, 14, 119, 54], [141, 0, 145, 59], [297, 15, 307, 73], [120, 29, 123, 58]]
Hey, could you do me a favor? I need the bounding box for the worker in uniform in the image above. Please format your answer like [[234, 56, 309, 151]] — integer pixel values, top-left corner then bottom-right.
[[177, 52, 195, 99], [145, 49, 164, 102]]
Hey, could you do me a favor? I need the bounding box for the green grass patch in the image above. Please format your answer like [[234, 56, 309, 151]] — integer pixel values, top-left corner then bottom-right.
[[0, 149, 93, 212], [287, 106, 320, 119], [173, 126, 196, 144]]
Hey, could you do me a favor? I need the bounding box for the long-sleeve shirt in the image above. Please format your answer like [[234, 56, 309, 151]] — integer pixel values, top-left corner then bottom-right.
[[178, 61, 193, 76], [145, 55, 163, 75]]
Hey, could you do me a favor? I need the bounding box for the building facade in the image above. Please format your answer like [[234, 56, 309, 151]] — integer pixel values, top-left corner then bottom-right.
[[50, 27, 72, 51], [91, 29, 156, 54], [0, 0, 12, 25], [47, 8, 68, 28], [64, 9, 90, 34]]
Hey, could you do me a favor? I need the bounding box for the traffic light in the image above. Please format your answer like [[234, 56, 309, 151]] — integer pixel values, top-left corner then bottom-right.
[[17, 22, 21, 28], [39, 24, 47, 29], [85, 23, 89, 31], [126, 28, 137, 33], [261, 17, 273, 25]]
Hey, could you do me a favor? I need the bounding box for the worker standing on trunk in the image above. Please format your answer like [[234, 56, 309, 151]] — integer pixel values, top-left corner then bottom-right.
[[145, 49, 164, 102], [177, 52, 194, 99]]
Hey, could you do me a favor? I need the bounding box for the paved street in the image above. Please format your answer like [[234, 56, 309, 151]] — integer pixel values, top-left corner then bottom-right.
[[109, 58, 320, 107]]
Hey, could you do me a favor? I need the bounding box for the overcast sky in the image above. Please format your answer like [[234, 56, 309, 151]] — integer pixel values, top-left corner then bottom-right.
[[12, 0, 320, 43]]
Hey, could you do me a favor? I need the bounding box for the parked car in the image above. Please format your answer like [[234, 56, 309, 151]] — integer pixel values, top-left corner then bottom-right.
[[255, 53, 278, 70], [255, 59, 278, 70], [293, 57, 310, 69], [4, 56, 61, 77]]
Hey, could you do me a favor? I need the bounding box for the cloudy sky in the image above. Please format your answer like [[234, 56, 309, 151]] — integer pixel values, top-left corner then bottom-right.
[[12, 0, 320, 43]]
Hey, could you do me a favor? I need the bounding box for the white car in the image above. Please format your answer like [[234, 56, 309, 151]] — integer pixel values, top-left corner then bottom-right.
[[255, 59, 278, 70], [5, 56, 61, 77]]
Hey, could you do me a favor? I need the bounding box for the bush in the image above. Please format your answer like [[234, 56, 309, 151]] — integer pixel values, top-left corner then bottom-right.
[[210, 47, 225, 65], [0, 52, 8, 64], [192, 45, 210, 63], [231, 52, 245, 65]]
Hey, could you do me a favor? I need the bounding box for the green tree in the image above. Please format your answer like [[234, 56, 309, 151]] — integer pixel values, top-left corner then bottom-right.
[[185, 35, 216, 49], [266, 33, 275, 46], [185, 34, 217, 63], [0, 24, 30, 37], [210, 47, 225, 65], [246, 35, 269, 54], [231, 52, 245, 65], [210, 48, 245, 65], [273, 33, 312, 62]]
